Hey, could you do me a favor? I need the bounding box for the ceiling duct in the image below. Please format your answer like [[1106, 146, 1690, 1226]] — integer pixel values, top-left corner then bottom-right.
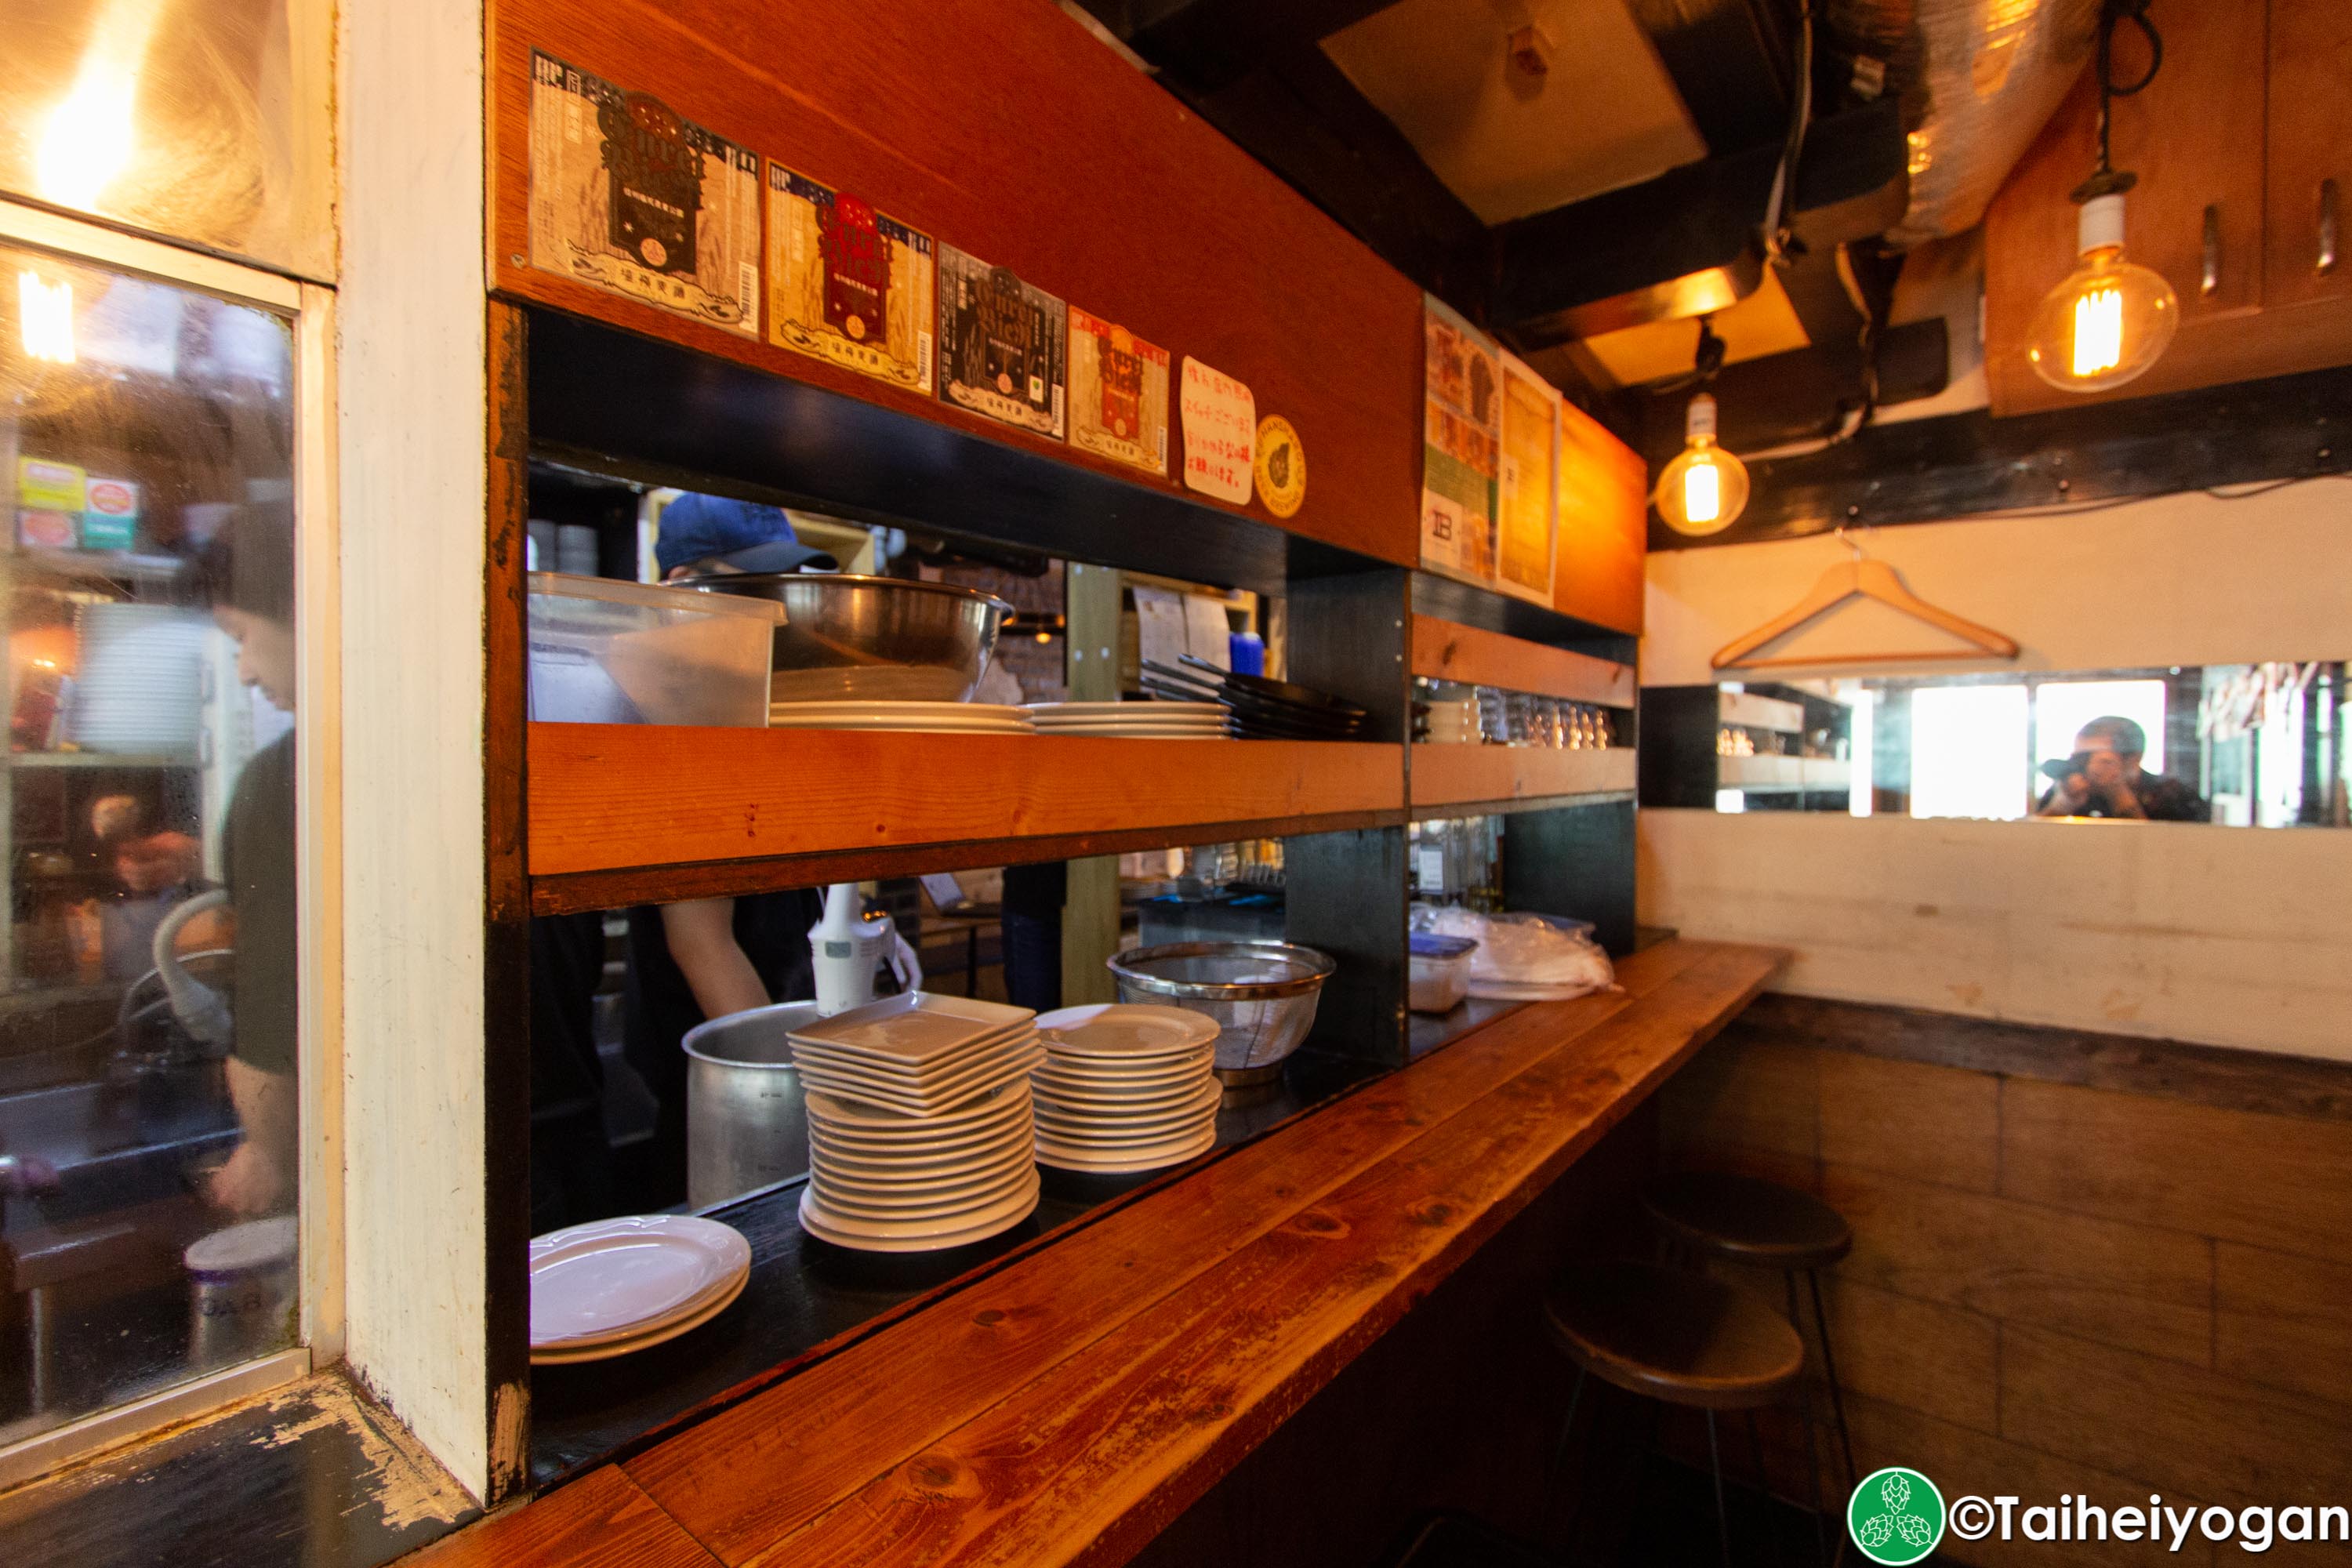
[[1827, 0, 2102, 246]]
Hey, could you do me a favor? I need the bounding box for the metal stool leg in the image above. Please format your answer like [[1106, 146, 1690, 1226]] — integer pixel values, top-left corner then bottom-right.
[[1805, 1269, 1858, 1494], [1708, 1410, 1733, 1568], [1546, 1367, 1588, 1496], [1798, 1374, 1829, 1568]]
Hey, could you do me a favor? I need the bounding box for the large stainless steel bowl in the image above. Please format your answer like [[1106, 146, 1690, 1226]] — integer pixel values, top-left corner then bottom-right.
[[674, 572, 1013, 703], [1106, 941, 1335, 1086]]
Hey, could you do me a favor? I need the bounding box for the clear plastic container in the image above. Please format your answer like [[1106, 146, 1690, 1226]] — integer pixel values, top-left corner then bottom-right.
[[1407, 931, 1479, 1014], [527, 572, 780, 727]]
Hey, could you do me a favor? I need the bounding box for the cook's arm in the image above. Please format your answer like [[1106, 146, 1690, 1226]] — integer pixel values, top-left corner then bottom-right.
[[659, 898, 771, 1020]]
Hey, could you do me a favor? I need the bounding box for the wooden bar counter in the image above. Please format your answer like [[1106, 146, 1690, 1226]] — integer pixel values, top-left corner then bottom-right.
[[413, 938, 1785, 1568]]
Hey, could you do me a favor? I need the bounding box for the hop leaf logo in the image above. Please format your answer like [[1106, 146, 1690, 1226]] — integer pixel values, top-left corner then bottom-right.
[[1848, 1468, 1946, 1565]]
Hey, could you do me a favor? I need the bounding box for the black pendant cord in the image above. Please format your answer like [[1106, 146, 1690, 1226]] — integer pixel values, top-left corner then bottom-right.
[[2078, 0, 2163, 201]]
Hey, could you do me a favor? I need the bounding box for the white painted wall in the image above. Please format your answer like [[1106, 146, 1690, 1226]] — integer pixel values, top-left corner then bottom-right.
[[1638, 485, 2352, 1057], [1643, 482, 2352, 686], [336, 0, 493, 1502]]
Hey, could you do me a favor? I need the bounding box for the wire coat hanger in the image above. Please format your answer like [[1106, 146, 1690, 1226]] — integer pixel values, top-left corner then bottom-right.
[[1709, 528, 2021, 670]]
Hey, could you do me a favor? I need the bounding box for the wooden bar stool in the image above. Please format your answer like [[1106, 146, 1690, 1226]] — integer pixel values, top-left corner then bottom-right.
[[1543, 1261, 1809, 1568], [1643, 1172, 1860, 1508]]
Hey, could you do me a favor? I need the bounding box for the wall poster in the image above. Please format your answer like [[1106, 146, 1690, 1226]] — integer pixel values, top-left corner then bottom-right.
[[527, 49, 761, 336], [936, 245, 1067, 437], [1495, 350, 1559, 605], [766, 164, 935, 391], [1178, 357, 1254, 505], [1421, 294, 1501, 585], [1068, 308, 1170, 475]]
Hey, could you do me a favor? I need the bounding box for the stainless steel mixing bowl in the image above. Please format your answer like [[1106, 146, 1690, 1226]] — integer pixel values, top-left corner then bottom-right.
[[674, 572, 1014, 703], [1105, 941, 1336, 1086]]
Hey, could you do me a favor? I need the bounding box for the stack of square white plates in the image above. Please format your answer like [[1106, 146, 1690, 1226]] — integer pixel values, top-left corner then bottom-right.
[[527, 1214, 751, 1364], [793, 993, 1045, 1250], [768, 700, 1035, 735], [1023, 700, 1230, 739], [1031, 1004, 1223, 1172]]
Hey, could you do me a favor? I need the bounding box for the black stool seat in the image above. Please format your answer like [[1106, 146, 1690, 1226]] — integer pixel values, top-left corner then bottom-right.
[[1644, 1171, 1853, 1269], [1543, 1261, 1803, 1411]]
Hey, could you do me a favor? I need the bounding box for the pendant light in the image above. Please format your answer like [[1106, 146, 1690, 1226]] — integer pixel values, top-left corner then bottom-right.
[[1653, 318, 1748, 535], [1653, 392, 1748, 535], [2026, 0, 2175, 393]]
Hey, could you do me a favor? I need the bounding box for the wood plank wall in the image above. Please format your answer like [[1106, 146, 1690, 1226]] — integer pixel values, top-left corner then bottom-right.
[[1657, 994, 2352, 1566], [485, 0, 1423, 568]]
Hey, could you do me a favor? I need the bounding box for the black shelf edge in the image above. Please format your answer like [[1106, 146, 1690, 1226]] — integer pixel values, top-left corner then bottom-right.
[[524, 305, 1395, 598], [1407, 789, 1637, 822], [1410, 571, 1639, 662]]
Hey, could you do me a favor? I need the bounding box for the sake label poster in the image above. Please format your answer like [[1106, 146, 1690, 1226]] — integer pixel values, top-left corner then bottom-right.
[[527, 49, 761, 337]]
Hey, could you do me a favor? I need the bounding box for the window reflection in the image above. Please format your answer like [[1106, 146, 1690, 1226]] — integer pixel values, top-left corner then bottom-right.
[[0, 241, 298, 1448]]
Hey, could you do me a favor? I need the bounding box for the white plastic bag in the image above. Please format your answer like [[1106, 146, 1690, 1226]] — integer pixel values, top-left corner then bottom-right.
[[1410, 906, 1616, 1000]]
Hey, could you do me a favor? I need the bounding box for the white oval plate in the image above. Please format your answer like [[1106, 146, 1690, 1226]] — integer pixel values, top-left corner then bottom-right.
[[529, 1269, 748, 1366], [799, 1171, 1040, 1249], [528, 1214, 750, 1349], [1036, 1004, 1220, 1061], [808, 1163, 1036, 1219], [1036, 1126, 1218, 1173]]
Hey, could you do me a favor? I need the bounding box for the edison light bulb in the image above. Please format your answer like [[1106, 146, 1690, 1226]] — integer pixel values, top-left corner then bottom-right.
[[1653, 393, 1748, 536], [2026, 192, 2178, 392]]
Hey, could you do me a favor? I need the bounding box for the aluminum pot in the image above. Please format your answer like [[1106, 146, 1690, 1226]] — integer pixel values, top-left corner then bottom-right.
[[683, 1000, 821, 1208], [673, 572, 1014, 703], [1105, 941, 1335, 1087]]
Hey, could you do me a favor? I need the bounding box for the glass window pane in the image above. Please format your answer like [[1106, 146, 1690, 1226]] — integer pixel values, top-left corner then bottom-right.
[[0, 0, 325, 275], [0, 241, 299, 1446], [1908, 684, 2029, 821]]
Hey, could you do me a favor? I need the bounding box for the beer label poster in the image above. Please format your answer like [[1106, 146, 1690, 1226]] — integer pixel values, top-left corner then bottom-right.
[[1420, 294, 1501, 586], [528, 51, 761, 337], [768, 164, 935, 391], [937, 245, 1067, 438], [1067, 309, 1170, 474]]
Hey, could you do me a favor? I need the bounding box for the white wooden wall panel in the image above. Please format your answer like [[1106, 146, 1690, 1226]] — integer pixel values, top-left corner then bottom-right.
[[1638, 808, 2352, 1059], [336, 0, 492, 1501]]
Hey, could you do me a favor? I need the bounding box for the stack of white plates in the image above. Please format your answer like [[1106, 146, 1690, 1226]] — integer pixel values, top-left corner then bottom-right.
[[1024, 700, 1230, 739], [768, 699, 1035, 735], [67, 604, 209, 753], [793, 993, 1045, 1250], [528, 1214, 751, 1365], [1031, 1004, 1222, 1172]]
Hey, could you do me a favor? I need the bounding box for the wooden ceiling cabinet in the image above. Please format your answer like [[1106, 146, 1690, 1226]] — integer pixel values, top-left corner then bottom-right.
[[1984, 0, 2352, 416]]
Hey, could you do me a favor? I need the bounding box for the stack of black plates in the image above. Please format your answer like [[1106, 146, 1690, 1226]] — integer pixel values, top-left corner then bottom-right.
[[1140, 657, 1368, 740]]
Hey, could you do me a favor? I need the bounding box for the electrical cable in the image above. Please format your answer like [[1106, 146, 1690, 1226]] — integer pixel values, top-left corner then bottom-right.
[[2076, 0, 2163, 203], [1761, 0, 1816, 265]]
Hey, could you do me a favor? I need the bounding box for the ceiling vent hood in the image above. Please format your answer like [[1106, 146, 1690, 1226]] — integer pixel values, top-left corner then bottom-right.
[[1827, 0, 2102, 245]]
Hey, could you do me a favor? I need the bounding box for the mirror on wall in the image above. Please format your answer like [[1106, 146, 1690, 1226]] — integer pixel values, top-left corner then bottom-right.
[[1640, 663, 2348, 828]]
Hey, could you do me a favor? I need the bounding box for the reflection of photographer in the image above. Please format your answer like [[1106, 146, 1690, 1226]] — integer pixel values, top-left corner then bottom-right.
[[2037, 717, 2207, 822]]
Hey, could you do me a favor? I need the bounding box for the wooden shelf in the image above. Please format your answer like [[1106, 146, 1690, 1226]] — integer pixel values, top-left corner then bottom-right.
[[1408, 613, 1634, 706], [1408, 743, 1636, 814], [528, 724, 1404, 913]]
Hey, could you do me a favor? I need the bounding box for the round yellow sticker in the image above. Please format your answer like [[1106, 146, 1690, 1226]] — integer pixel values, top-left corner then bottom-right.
[[1254, 415, 1305, 518]]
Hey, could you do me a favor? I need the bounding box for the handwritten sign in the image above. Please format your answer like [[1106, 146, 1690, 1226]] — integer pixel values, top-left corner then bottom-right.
[[1179, 357, 1255, 505]]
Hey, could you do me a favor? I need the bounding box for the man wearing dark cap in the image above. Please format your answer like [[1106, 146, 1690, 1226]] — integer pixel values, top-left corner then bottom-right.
[[622, 495, 833, 1205]]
